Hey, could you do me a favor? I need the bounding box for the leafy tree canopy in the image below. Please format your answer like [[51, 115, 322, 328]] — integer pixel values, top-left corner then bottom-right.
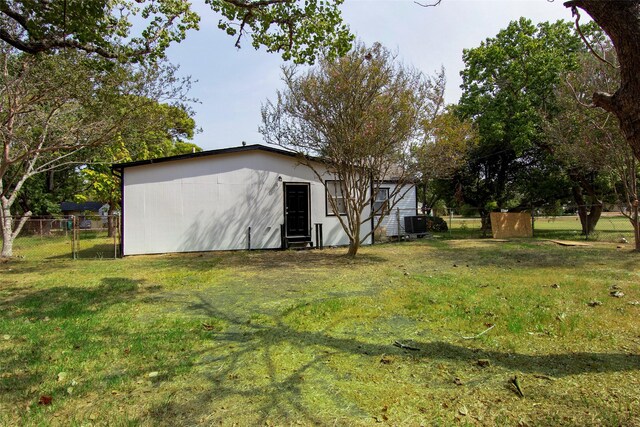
[[0, 46, 197, 256], [0, 0, 352, 63], [450, 18, 586, 231], [459, 18, 583, 154]]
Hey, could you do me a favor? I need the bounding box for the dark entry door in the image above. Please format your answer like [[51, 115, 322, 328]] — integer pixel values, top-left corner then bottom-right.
[[285, 184, 309, 237]]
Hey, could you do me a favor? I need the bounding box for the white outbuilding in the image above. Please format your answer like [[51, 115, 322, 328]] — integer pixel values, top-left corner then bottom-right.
[[112, 144, 417, 256]]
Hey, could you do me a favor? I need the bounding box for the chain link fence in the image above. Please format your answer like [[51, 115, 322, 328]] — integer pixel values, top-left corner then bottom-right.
[[4, 207, 636, 259], [373, 205, 637, 244], [431, 206, 636, 243], [3, 215, 120, 260], [530, 211, 636, 242]]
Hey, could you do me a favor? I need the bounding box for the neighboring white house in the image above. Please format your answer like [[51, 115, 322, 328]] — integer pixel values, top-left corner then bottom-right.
[[112, 144, 417, 256]]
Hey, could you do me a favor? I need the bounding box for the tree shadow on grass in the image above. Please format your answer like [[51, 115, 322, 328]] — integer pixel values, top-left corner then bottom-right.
[[222, 249, 388, 271], [0, 277, 146, 319], [0, 340, 44, 405], [147, 292, 640, 425], [46, 243, 119, 260], [0, 258, 69, 276], [419, 239, 638, 270], [142, 248, 388, 273], [0, 277, 159, 413]]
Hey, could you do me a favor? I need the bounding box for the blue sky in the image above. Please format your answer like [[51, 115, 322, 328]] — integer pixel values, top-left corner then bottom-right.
[[165, 0, 578, 151]]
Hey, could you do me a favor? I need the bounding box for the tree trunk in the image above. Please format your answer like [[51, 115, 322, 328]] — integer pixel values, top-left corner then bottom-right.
[[480, 211, 491, 237], [571, 184, 602, 235], [565, 1, 640, 162], [632, 200, 640, 251], [420, 180, 429, 214], [0, 200, 31, 257], [347, 239, 360, 257], [347, 220, 361, 257], [1, 210, 13, 258], [576, 201, 602, 235]]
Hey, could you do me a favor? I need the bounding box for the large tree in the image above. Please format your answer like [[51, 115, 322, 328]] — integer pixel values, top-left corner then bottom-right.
[[0, 49, 191, 257], [261, 42, 430, 256], [561, 1, 640, 248], [0, 0, 352, 63], [456, 18, 583, 232], [407, 69, 467, 213], [78, 100, 198, 237], [542, 38, 621, 235], [413, 105, 476, 214], [563, 1, 640, 163], [545, 46, 640, 247]]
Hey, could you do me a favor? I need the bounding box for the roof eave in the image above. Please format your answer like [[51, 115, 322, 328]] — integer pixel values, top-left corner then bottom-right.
[[111, 144, 302, 171]]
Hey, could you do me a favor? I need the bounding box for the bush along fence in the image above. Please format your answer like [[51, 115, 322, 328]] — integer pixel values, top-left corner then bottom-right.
[[2, 215, 121, 260]]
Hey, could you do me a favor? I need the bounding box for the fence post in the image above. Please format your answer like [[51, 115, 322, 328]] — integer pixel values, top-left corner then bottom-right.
[[113, 215, 118, 259], [449, 209, 453, 237], [72, 215, 77, 259], [396, 208, 401, 240], [531, 208, 535, 238], [314, 223, 324, 249]]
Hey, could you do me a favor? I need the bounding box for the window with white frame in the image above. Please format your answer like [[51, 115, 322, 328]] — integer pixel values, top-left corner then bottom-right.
[[326, 180, 347, 216], [373, 188, 390, 215]]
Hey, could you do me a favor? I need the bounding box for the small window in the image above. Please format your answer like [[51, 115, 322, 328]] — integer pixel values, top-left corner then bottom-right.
[[326, 180, 347, 216], [373, 188, 390, 215]]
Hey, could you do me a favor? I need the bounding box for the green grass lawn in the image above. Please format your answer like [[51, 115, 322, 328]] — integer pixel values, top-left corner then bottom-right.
[[1, 238, 640, 425]]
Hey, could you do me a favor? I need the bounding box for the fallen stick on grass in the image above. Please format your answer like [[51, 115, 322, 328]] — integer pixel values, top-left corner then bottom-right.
[[393, 341, 420, 351], [533, 374, 555, 381], [510, 375, 525, 397], [461, 324, 495, 340]]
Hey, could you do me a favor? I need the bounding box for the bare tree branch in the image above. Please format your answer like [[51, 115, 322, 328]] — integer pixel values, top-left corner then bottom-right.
[[262, 42, 428, 255], [569, 5, 618, 69], [414, 0, 442, 7]]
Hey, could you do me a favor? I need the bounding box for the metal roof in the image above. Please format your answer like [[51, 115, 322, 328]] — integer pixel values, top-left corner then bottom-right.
[[111, 144, 300, 171], [110, 143, 411, 183], [60, 201, 104, 212]]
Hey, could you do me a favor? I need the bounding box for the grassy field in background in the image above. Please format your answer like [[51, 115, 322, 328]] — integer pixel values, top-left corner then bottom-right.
[[1, 236, 640, 425], [447, 214, 635, 241]]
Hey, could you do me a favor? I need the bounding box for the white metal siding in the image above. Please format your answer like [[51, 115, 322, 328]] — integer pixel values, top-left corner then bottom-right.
[[122, 150, 372, 255], [375, 184, 417, 237]]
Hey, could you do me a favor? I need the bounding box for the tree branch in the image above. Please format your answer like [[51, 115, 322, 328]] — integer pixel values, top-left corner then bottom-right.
[[10, 211, 31, 241], [224, 0, 293, 8], [0, 5, 29, 31], [592, 91, 616, 114], [414, 0, 442, 7], [568, 5, 618, 69], [0, 27, 121, 58], [564, 75, 594, 109]]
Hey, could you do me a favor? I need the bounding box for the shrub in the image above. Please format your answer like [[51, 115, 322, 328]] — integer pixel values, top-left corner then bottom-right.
[[426, 216, 448, 232]]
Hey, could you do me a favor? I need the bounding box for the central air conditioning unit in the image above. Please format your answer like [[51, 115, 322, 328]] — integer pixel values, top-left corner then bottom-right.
[[404, 216, 427, 234]]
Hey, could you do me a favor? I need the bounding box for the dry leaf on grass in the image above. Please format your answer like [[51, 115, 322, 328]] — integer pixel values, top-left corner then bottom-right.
[[38, 395, 52, 406]]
